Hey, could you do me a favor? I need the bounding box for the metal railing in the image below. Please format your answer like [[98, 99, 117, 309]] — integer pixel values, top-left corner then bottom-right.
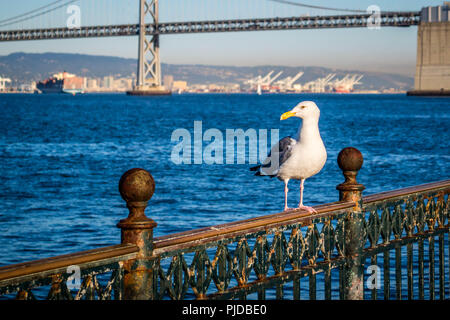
[[0, 147, 448, 300]]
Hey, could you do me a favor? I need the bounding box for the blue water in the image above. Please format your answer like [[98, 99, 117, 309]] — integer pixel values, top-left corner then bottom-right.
[[0, 93, 448, 270]]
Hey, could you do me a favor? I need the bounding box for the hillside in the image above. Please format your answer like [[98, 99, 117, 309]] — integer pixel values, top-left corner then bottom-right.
[[0, 52, 414, 91]]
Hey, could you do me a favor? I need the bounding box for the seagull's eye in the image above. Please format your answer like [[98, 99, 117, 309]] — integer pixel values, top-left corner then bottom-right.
[[301, 106, 306, 109]]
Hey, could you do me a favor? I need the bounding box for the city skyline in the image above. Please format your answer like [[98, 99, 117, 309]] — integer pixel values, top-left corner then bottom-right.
[[0, 0, 445, 76], [0, 53, 413, 93]]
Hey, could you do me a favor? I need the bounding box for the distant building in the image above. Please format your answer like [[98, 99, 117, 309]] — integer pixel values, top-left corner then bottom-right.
[[87, 79, 98, 90], [124, 79, 133, 90], [83, 77, 134, 92], [163, 75, 174, 90], [113, 79, 123, 89], [113, 78, 134, 91], [103, 76, 114, 89], [224, 83, 241, 93], [172, 80, 187, 92]]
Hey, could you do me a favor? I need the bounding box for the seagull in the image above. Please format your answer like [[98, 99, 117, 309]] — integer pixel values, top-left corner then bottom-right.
[[250, 101, 327, 213]]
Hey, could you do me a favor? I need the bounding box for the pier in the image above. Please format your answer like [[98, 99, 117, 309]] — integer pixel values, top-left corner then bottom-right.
[[0, 147, 448, 300]]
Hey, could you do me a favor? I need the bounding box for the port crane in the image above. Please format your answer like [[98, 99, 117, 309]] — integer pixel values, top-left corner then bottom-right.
[[330, 74, 364, 92], [245, 72, 364, 93], [264, 71, 283, 87], [301, 73, 336, 93], [274, 71, 304, 91], [244, 70, 284, 93], [244, 71, 274, 88]]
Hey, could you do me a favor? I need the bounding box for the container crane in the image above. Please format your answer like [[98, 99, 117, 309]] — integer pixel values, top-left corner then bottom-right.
[[274, 71, 304, 92], [0, 76, 11, 91], [331, 74, 364, 93]]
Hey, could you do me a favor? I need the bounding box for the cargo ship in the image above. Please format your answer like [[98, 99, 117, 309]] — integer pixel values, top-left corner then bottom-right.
[[36, 72, 84, 94], [334, 86, 351, 94]]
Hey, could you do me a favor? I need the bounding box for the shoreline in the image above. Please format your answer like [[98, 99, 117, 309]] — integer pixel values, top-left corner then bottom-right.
[[0, 91, 409, 95]]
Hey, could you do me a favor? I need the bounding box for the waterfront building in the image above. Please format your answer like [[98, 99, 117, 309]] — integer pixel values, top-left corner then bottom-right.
[[172, 80, 188, 92]]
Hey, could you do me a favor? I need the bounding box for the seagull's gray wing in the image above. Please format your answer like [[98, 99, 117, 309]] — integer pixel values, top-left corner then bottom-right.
[[250, 136, 297, 177]]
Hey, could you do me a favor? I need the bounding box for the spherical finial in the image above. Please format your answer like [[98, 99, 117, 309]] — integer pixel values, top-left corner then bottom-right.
[[337, 147, 363, 172], [119, 168, 155, 204], [336, 147, 365, 201]]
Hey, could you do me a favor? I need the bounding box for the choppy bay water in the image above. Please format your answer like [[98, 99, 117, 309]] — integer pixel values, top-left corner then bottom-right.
[[0, 93, 448, 299]]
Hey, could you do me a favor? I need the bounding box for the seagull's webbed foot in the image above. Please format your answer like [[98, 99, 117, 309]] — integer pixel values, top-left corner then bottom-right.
[[297, 205, 317, 214], [284, 206, 294, 212]]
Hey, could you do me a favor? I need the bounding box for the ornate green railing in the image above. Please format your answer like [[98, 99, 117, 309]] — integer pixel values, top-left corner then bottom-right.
[[362, 182, 449, 299], [0, 147, 448, 300], [0, 245, 137, 300]]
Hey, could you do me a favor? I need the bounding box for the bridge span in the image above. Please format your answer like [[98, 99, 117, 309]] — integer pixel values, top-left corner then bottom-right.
[[0, 11, 420, 42]]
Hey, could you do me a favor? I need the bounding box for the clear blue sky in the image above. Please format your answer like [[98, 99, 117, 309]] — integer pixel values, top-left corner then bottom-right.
[[0, 0, 445, 75]]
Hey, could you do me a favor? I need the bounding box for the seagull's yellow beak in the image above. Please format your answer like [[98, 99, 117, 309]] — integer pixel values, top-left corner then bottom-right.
[[280, 110, 296, 120]]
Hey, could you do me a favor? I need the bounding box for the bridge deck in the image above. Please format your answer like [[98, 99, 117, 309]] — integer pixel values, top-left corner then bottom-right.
[[0, 12, 420, 42]]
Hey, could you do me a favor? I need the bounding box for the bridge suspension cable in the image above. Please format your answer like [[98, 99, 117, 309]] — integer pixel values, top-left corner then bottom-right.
[[266, 0, 366, 13], [0, 0, 79, 28], [0, 0, 66, 25]]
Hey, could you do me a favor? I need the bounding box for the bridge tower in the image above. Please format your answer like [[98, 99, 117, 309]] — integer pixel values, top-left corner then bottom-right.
[[408, 3, 450, 96], [127, 0, 171, 96]]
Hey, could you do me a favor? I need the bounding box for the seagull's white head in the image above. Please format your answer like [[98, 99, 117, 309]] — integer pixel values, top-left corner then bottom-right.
[[280, 101, 320, 121]]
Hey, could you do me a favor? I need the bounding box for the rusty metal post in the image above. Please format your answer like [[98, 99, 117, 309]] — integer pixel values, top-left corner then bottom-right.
[[117, 168, 157, 300], [336, 147, 365, 300]]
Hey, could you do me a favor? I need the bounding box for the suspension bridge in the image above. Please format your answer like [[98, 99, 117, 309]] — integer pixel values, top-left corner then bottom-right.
[[0, 1, 447, 95]]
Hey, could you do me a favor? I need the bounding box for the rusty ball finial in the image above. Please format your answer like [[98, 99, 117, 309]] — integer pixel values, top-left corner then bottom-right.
[[117, 168, 157, 230], [337, 147, 363, 173], [119, 168, 155, 205], [336, 147, 365, 201]]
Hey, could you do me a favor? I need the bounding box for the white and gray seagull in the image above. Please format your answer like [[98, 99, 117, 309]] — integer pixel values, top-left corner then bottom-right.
[[250, 101, 327, 213]]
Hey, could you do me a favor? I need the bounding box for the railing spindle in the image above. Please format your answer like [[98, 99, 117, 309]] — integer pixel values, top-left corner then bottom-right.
[[384, 251, 390, 299], [438, 234, 444, 299], [324, 266, 331, 300], [418, 239, 425, 299], [370, 255, 377, 300], [257, 287, 266, 300], [429, 236, 435, 300], [276, 283, 284, 299], [407, 243, 413, 299], [395, 245, 402, 300], [293, 275, 300, 300], [338, 265, 344, 299], [309, 270, 316, 300]]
